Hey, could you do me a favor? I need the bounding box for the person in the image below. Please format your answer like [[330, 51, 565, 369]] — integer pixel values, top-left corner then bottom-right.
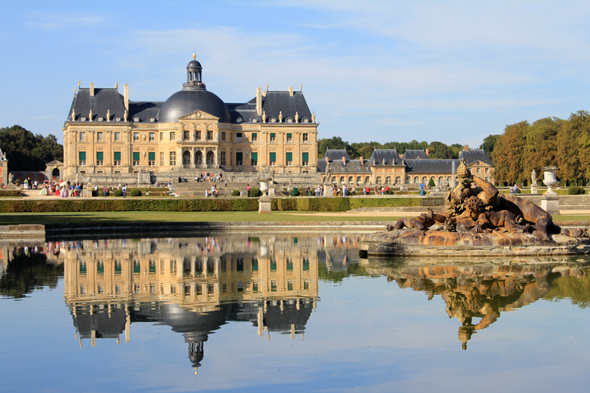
[[352, 186, 356, 195], [420, 182, 425, 196], [75, 183, 81, 197], [211, 184, 216, 197], [79, 183, 84, 197], [247, 184, 251, 197], [122, 184, 127, 198], [205, 189, 209, 198], [385, 185, 389, 194], [103, 185, 108, 197]]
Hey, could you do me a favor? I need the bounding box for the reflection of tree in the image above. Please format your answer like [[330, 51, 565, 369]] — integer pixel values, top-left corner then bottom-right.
[[543, 268, 590, 308], [318, 263, 369, 283], [366, 261, 588, 350], [0, 252, 63, 298]]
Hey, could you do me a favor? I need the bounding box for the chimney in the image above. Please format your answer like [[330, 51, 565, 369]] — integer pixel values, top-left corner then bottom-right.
[[325, 156, 330, 164], [464, 144, 469, 151], [124, 84, 129, 111], [342, 156, 347, 165], [289, 86, 294, 96], [89, 83, 95, 97], [360, 156, 364, 166], [425, 148, 429, 157], [256, 86, 262, 116]]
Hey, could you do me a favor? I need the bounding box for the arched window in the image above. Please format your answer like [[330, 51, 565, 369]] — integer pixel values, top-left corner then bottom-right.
[[206, 151, 214, 165], [395, 176, 401, 185], [331, 176, 336, 183], [365, 176, 370, 184], [414, 177, 419, 184], [357, 176, 362, 184], [348, 176, 353, 183], [195, 151, 203, 165], [385, 176, 391, 184], [340, 176, 345, 183], [376, 176, 382, 185], [183, 151, 191, 165], [422, 176, 428, 184]]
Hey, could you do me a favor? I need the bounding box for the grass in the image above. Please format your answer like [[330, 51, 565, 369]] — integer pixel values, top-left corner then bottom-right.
[[0, 211, 400, 225]]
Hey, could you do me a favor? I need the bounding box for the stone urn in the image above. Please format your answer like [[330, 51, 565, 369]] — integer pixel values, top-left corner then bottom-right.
[[260, 180, 269, 196], [258, 178, 272, 213], [542, 166, 558, 196]]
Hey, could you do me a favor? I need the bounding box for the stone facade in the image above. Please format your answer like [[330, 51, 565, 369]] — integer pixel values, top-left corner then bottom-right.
[[62, 55, 318, 184], [319, 147, 494, 187]]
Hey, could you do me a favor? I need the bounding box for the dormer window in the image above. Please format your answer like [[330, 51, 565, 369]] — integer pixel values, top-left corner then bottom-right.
[[302, 118, 309, 123], [133, 117, 139, 122], [97, 117, 104, 122], [149, 117, 155, 122]]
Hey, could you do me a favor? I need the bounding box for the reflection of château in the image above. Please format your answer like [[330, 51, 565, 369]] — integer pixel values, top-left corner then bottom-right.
[[63, 234, 323, 372], [361, 259, 590, 350]]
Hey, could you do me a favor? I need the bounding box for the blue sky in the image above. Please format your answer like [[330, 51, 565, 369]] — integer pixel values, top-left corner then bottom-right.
[[1, 0, 590, 147]]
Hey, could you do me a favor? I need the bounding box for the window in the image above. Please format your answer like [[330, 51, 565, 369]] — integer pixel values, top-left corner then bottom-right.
[[302, 152, 309, 166], [114, 132, 120, 141], [252, 133, 257, 141], [114, 151, 121, 166], [303, 133, 308, 142], [288, 281, 293, 291], [287, 259, 293, 271], [269, 152, 276, 166], [303, 257, 310, 271], [485, 168, 489, 173], [476, 168, 480, 174], [160, 152, 164, 166], [271, 281, 277, 292], [236, 152, 243, 166], [170, 131, 175, 141], [133, 152, 140, 166], [252, 258, 258, 272], [271, 259, 277, 271], [207, 130, 213, 140], [96, 151, 104, 166], [270, 133, 276, 142], [252, 282, 259, 292], [251, 152, 258, 166], [183, 131, 189, 140], [78, 151, 86, 166], [286, 152, 293, 166], [160, 132, 163, 141], [149, 132, 155, 141], [196, 131, 201, 140], [221, 132, 225, 141], [97, 132, 103, 142], [236, 132, 242, 142], [79, 132, 85, 142], [287, 133, 292, 142], [148, 152, 155, 166], [220, 151, 226, 166], [133, 132, 139, 141], [169, 151, 176, 166]]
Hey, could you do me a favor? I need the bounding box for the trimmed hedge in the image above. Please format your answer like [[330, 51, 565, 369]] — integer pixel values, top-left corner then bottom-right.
[[0, 190, 22, 197], [232, 190, 241, 196], [250, 188, 262, 197], [130, 189, 142, 197], [568, 186, 586, 195], [114, 189, 123, 197], [0, 196, 425, 213]]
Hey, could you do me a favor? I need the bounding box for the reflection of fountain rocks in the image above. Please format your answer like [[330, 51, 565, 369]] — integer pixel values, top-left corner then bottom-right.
[[361, 257, 589, 350]]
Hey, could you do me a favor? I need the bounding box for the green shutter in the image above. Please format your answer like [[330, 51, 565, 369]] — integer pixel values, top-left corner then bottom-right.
[[251, 152, 258, 161], [270, 133, 276, 138], [114, 152, 121, 161], [79, 151, 86, 161], [236, 152, 243, 162], [148, 152, 155, 161], [269, 152, 276, 162], [252, 133, 257, 140], [96, 151, 103, 161], [133, 152, 140, 161], [252, 259, 258, 272], [302, 152, 309, 162], [287, 133, 292, 139], [286, 152, 292, 161]]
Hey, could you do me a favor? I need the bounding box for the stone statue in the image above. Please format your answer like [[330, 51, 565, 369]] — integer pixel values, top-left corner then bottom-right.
[[262, 111, 266, 123], [8, 173, 14, 184], [531, 169, 537, 185]]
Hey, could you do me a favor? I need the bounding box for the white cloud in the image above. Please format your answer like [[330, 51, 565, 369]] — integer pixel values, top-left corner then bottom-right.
[[27, 13, 108, 30]]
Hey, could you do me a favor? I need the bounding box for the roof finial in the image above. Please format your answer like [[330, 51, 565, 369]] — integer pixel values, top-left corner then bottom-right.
[[78, 79, 81, 87], [193, 47, 196, 60], [115, 80, 118, 89]]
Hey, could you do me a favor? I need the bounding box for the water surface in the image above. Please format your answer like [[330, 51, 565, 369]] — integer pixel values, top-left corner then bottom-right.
[[1, 233, 590, 392]]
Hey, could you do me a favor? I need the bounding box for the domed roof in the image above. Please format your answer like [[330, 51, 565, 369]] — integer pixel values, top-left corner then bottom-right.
[[158, 88, 231, 123], [187, 59, 202, 69]]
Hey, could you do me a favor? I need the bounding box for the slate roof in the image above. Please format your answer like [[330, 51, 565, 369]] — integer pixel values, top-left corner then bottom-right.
[[459, 149, 493, 166], [369, 149, 403, 165], [324, 149, 351, 161], [227, 91, 313, 124], [68, 88, 127, 122], [402, 150, 429, 160], [325, 159, 371, 174], [405, 159, 461, 174], [129, 101, 163, 122]]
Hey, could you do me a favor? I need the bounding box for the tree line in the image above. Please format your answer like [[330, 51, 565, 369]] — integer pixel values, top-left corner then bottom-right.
[[317, 137, 466, 160], [491, 111, 590, 186], [0, 125, 63, 171]]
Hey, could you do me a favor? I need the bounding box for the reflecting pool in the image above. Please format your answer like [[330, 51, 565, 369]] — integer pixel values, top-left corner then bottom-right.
[[2, 233, 590, 392]]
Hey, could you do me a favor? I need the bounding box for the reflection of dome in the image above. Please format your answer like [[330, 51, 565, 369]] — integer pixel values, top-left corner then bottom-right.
[[157, 54, 231, 123], [158, 89, 231, 123]]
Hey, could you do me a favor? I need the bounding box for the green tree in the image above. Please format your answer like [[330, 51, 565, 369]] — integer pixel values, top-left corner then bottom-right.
[[317, 136, 352, 158], [557, 111, 587, 184], [480, 134, 499, 157], [0, 125, 63, 171], [492, 121, 528, 185]]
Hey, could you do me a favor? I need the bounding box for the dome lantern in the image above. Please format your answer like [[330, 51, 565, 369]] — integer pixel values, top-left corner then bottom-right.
[[185, 53, 204, 89]]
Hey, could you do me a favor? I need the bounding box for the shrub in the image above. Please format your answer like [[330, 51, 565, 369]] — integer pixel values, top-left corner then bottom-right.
[[98, 190, 109, 197], [130, 189, 142, 197], [289, 189, 300, 197], [568, 186, 586, 195], [250, 187, 262, 197], [114, 189, 123, 197], [428, 178, 436, 187], [232, 190, 240, 196]]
